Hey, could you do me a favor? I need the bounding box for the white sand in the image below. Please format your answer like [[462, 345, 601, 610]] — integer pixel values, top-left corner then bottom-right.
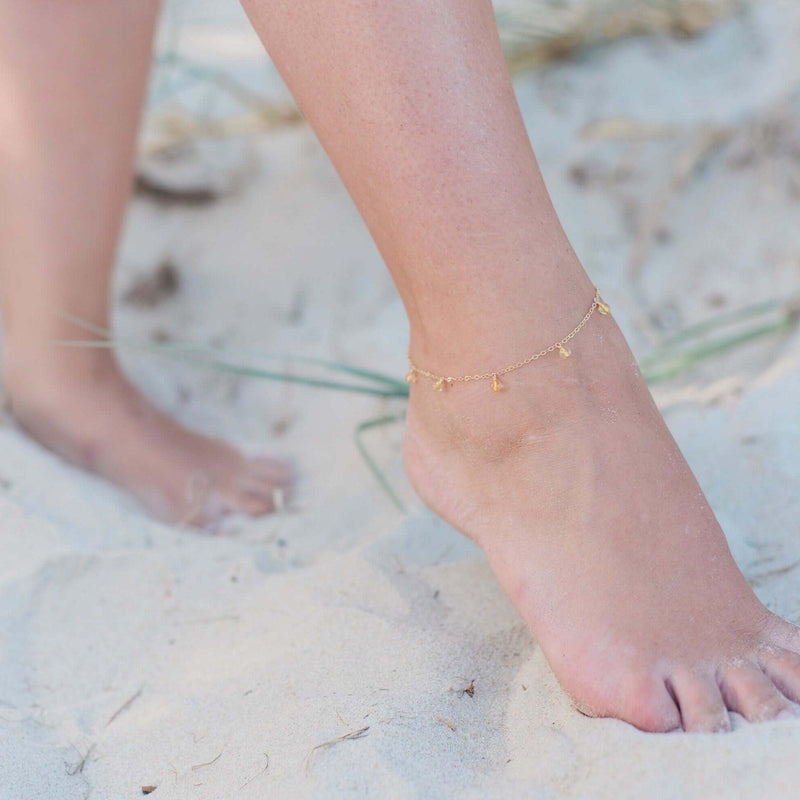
[[2, 2, 800, 797]]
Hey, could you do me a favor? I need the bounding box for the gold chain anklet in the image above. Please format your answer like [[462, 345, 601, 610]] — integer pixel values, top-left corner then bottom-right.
[[406, 288, 610, 392]]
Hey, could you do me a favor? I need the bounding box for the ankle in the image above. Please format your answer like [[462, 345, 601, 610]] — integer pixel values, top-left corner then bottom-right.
[[3, 341, 119, 415], [405, 311, 643, 463], [409, 280, 629, 412], [405, 363, 583, 466], [406, 264, 596, 381]]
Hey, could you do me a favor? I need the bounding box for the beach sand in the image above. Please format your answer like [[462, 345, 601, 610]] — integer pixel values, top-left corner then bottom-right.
[[2, 1, 800, 797]]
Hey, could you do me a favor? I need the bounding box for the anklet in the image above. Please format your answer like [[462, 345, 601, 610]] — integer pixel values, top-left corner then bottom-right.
[[406, 288, 610, 392]]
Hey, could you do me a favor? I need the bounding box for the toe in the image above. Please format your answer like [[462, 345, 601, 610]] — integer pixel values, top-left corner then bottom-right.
[[231, 491, 276, 516], [758, 647, 800, 707], [225, 479, 282, 516], [668, 670, 730, 732], [249, 456, 295, 485], [719, 661, 796, 722], [181, 470, 278, 524], [621, 675, 682, 733], [235, 477, 290, 512], [225, 458, 295, 517], [768, 617, 800, 655]]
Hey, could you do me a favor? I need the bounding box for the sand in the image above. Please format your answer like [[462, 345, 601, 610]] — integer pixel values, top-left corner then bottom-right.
[[2, 1, 800, 797]]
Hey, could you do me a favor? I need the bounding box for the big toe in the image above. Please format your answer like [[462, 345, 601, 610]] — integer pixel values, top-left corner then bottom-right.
[[249, 455, 295, 486], [610, 674, 682, 733], [177, 457, 294, 528], [229, 456, 295, 513]]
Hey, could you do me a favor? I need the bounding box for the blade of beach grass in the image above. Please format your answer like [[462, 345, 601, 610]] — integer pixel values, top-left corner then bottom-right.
[[164, 357, 410, 397], [500, 0, 740, 75], [642, 317, 796, 384], [58, 338, 409, 398], [60, 318, 411, 507], [57, 314, 410, 394], [60, 338, 410, 392], [354, 415, 407, 514], [648, 299, 780, 353]]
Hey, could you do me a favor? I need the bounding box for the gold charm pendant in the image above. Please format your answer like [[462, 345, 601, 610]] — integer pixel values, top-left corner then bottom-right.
[[405, 370, 417, 384], [491, 374, 503, 392], [595, 288, 610, 315], [433, 378, 445, 392], [558, 345, 572, 359]]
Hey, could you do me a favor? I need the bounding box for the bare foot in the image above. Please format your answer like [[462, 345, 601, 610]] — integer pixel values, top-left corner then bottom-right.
[[405, 299, 800, 732], [4, 351, 292, 528]]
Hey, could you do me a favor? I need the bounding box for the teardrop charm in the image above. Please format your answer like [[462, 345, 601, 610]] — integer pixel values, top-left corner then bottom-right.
[[405, 369, 417, 384], [433, 378, 445, 392], [597, 300, 610, 315], [558, 345, 572, 359], [491, 374, 503, 392]]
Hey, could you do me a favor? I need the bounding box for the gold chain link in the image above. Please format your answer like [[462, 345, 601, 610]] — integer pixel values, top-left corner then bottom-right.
[[406, 288, 610, 392]]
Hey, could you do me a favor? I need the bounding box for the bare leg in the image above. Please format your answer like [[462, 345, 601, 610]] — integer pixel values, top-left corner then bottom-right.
[[0, 1, 291, 525], [241, 0, 800, 730]]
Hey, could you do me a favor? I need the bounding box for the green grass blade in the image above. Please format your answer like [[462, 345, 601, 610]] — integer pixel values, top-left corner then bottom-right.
[[58, 338, 408, 398], [642, 318, 793, 384], [58, 314, 409, 392], [648, 299, 780, 354], [354, 414, 407, 513], [180, 357, 410, 397]]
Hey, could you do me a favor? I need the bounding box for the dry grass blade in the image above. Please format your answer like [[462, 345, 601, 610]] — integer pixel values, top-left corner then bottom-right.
[[628, 123, 732, 276], [106, 687, 143, 728], [673, 124, 732, 188], [239, 754, 270, 790], [191, 750, 224, 771], [304, 726, 370, 776], [143, 52, 302, 153], [581, 118, 676, 142], [501, 0, 740, 74], [65, 743, 95, 777], [142, 108, 302, 156]]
